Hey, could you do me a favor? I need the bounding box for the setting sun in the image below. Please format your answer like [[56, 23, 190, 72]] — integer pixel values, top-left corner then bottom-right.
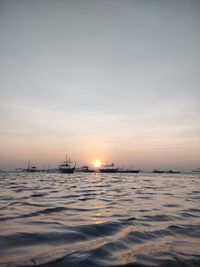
[[93, 159, 102, 168]]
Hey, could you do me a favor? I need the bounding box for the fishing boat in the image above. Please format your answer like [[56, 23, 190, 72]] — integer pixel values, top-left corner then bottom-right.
[[166, 170, 180, 174], [25, 161, 38, 172], [99, 163, 118, 173], [118, 169, 140, 173], [152, 169, 165, 173], [192, 168, 200, 173], [59, 155, 76, 173], [80, 166, 95, 173]]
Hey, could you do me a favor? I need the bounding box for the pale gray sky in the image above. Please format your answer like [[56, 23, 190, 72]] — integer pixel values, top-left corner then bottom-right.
[[0, 0, 200, 170]]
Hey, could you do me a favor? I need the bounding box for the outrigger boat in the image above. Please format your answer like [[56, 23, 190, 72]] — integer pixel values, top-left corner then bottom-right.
[[59, 155, 76, 173]]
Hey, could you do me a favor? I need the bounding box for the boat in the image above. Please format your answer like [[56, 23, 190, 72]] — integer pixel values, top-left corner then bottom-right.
[[25, 161, 38, 172], [118, 164, 140, 173], [80, 166, 95, 173], [99, 163, 118, 173], [166, 170, 180, 174], [27, 166, 38, 172], [152, 169, 165, 173], [118, 169, 140, 173], [192, 168, 200, 173], [59, 155, 76, 173]]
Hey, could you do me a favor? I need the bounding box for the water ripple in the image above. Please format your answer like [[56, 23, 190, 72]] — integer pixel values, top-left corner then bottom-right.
[[0, 172, 199, 267]]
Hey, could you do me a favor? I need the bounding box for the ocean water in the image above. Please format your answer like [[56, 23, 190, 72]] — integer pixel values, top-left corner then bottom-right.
[[0, 172, 199, 267]]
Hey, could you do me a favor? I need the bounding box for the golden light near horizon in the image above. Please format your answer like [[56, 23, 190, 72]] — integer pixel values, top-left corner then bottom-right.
[[93, 159, 102, 168]]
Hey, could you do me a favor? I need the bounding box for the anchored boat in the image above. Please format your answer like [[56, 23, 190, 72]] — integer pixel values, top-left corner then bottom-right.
[[152, 169, 165, 173], [59, 155, 76, 173], [25, 161, 38, 172], [118, 169, 140, 173], [99, 163, 118, 173], [80, 166, 95, 173]]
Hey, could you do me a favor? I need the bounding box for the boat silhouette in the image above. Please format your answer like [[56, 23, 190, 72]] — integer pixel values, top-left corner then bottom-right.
[[80, 166, 95, 173], [99, 163, 118, 173], [152, 169, 165, 173], [59, 155, 76, 173], [118, 169, 140, 173]]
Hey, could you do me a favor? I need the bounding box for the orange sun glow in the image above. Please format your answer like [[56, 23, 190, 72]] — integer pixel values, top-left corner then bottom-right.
[[93, 159, 102, 168]]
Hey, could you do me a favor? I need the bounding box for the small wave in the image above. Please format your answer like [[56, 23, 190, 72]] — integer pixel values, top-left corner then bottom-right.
[[162, 204, 180, 208], [74, 221, 127, 238], [142, 214, 177, 222], [0, 230, 88, 250], [31, 193, 48, 197], [167, 224, 200, 237]]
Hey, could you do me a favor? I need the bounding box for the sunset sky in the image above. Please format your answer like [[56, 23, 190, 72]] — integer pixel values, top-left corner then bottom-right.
[[0, 0, 200, 171]]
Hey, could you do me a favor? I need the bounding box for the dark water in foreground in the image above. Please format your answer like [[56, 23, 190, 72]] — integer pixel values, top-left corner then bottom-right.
[[0, 172, 200, 267]]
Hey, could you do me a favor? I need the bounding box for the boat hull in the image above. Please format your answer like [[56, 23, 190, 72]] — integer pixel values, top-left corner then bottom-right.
[[99, 169, 118, 173], [153, 170, 165, 173], [59, 167, 75, 174], [166, 171, 180, 174]]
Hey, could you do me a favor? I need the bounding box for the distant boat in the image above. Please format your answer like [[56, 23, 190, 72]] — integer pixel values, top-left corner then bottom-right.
[[152, 169, 165, 173], [25, 161, 38, 172], [59, 155, 76, 174], [192, 168, 200, 173], [27, 166, 38, 172], [166, 170, 180, 174], [118, 169, 140, 173], [80, 166, 95, 173], [99, 163, 118, 173]]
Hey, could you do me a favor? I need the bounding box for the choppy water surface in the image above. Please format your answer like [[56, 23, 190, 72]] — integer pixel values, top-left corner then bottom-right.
[[0, 172, 199, 267]]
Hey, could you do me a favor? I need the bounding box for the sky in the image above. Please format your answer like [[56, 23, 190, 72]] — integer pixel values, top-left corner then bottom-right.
[[0, 0, 200, 171]]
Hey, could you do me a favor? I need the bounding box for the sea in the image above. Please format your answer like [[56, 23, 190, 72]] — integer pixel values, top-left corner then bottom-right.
[[0, 172, 199, 267]]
